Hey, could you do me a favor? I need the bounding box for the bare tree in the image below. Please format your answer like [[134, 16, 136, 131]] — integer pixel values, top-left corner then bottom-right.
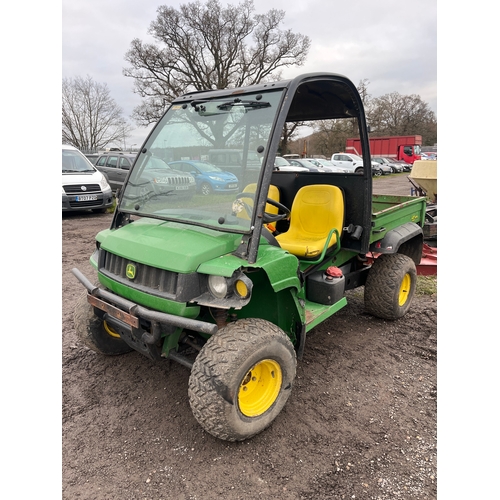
[[367, 92, 437, 144], [62, 75, 133, 151], [294, 80, 437, 155], [123, 0, 311, 126]]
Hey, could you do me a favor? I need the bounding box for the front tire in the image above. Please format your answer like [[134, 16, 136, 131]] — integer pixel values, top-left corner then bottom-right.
[[364, 253, 417, 320], [74, 290, 133, 355], [188, 318, 297, 441]]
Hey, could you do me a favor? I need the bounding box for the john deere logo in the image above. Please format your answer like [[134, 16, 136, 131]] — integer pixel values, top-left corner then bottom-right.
[[126, 263, 136, 280]]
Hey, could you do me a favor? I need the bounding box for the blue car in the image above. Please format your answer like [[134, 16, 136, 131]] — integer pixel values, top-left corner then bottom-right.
[[168, 160, 239, 196]]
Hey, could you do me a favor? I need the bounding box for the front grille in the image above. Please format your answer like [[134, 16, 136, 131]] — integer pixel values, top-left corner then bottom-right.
[[99, 250, 202, 302], [156, 176, 193, 185], [101, 250, 178, 295], [64, 184, 102, 194], [69, 199, 103, 208]]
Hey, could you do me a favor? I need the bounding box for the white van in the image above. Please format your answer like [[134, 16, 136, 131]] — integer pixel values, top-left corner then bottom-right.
[[62, 145, 114, 213]]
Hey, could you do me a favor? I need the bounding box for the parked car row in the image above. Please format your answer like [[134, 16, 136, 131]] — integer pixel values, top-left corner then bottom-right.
[[372, 157, 412, 173], [66, 145, 413, 215], [420, 152, 437, 160], [89, 152, 238, 196], [275, 155, 410, 177]]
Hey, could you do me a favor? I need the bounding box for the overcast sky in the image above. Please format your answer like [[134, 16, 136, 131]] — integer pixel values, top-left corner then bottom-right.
[[62, 0, 437, 149]]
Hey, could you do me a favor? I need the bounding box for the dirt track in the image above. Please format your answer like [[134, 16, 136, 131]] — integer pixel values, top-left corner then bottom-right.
[[62, 174, 437, 499]]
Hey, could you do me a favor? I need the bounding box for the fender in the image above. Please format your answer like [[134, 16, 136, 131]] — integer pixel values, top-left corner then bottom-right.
[[369, 222, 423, 264]]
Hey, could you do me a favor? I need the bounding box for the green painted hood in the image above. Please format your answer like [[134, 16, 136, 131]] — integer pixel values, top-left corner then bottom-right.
[[96, 218, 244, 273]]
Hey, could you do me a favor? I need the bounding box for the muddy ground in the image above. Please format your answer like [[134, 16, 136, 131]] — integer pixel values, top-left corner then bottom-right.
[[62, 174, 437, 499]]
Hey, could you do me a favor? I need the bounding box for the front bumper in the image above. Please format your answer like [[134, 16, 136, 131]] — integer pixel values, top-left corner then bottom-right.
[[72, 267, 218, 339], [62, 188, 114, 211]]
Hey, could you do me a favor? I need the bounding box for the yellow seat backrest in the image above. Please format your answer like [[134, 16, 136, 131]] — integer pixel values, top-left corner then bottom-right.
[[237, 183, 281, 220], [275, 185, 344, 258]]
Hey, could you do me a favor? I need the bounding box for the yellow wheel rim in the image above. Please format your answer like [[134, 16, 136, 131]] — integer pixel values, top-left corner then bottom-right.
[[103, 320, 121, 338], [238, 359, 282, 417], [398, 273, 411, 306]]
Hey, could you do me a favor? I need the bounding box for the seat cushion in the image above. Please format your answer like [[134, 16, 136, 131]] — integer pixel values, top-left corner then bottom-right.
[[276, 185, 344, 258]]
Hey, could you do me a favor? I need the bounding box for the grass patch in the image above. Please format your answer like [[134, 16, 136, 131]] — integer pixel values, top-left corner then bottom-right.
[[416, 275, 437, 296]]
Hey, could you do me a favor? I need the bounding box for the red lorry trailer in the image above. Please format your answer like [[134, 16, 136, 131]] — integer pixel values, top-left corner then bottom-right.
[[346, 135, 422, 164]]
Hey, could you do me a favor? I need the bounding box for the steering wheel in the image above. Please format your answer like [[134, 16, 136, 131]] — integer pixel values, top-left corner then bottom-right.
[[232, 192, 290, 223]]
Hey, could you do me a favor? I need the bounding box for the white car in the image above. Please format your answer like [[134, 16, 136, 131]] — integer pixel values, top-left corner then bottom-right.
[[331, 153, 377, 174], [304, 158, 348, 173], [274, 156, 308, 172], [62, 144, 114, 213]]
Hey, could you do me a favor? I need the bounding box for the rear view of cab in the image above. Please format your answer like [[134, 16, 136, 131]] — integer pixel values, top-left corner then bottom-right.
[[62, 145, 113, 213]]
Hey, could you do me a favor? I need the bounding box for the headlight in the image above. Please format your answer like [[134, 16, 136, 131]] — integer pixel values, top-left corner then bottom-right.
[[208, 275, 228, 299], [100, 176, 110, 190], [209, 176, 224, 182]]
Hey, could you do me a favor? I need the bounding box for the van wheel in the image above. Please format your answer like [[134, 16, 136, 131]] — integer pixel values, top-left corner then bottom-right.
[[364, 253, 417, 320], [355, 167, 364, 175], [188, 318, 296, 441]]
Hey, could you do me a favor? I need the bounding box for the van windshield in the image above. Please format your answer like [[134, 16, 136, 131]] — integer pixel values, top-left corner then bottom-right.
[[119, 89, 284, 233], [62, 149, 95, 173]]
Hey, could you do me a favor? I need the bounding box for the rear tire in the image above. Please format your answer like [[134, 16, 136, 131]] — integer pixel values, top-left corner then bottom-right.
[[364, 253, 417, 320], [74, 290, 133, 355], [188, 318, 296, 441]]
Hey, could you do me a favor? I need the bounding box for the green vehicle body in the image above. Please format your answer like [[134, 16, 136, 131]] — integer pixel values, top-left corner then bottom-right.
[[72, 72, 426, 441]]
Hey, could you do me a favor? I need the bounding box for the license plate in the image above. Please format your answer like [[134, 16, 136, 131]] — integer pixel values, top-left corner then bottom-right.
[[76, 194, 98, 201], [228, 184, 237, 188], [175, 186, 189, 190]]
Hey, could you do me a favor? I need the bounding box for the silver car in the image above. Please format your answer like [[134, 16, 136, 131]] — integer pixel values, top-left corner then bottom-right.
[[372, 157, 403, 174]]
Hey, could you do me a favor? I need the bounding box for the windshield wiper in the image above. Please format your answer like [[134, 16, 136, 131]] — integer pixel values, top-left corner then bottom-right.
[[62, 169, 94, 173], [217, 98, 271, 110], [191, 97, 270, 116]]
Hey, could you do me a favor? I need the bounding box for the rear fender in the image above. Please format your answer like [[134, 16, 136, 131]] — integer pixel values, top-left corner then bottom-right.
[[369, 222, 423, 265]]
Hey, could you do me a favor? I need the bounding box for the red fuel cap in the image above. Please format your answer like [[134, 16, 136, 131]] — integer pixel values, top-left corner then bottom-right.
[[325, 266, 343, 278]]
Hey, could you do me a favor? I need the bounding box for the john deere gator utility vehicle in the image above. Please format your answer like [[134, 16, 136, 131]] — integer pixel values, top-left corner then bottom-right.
[[72, 72, 426, 441]]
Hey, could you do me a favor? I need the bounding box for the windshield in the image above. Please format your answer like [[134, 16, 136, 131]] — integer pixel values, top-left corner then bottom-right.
[[274, 157, 291, 167], [62, 149, 96, 173], [120, 90, 284, 233], [414, 145, 421, 155]]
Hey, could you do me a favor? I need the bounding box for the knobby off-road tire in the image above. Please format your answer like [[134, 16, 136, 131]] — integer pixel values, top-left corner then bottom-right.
[[73, 290, 133, 355], [364, 253, 417, 320], [188, 318, 297, 441]]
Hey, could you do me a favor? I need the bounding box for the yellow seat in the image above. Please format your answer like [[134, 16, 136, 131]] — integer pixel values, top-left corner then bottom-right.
[[276, 185, 344, 258], [235, 184, 281, 227], [241, 183, 280, 217]]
